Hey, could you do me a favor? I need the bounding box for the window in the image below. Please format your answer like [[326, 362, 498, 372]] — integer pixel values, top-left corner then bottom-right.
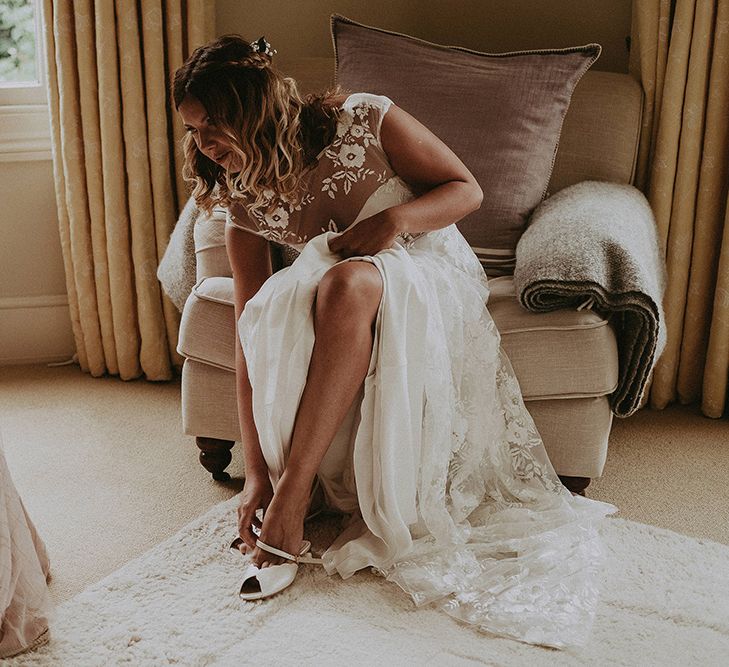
[[0, 0, 49, 162], [0, 0, 37, 81], [0, 0, 46, 105]]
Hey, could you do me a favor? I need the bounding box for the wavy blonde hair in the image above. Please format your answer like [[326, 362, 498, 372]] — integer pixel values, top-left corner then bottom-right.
[[171, 34, 351, 217]]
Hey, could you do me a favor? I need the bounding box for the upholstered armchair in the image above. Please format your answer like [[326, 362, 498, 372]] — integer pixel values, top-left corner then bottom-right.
[[176, 57, 643, 496]]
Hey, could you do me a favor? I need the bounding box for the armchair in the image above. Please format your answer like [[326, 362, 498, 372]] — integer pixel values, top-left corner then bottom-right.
[[176, 58, 644, 495]]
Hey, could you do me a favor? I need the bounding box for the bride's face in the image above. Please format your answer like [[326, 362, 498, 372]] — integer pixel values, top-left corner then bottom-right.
[[178, 94, 243, 171]]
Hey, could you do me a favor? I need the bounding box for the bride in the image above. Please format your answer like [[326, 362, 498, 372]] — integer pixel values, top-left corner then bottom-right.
[[173, 34, 616, 648]]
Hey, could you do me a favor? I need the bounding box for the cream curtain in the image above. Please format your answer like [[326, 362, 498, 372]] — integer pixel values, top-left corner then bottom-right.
[[40, 1, 215, 381], [631, 0, 729, 418]]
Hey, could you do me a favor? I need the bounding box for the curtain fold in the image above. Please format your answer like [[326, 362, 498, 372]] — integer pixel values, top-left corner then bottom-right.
[[629, 0, 672, 193], [40, 0, 215, 380], [631, 0, 729, 417]]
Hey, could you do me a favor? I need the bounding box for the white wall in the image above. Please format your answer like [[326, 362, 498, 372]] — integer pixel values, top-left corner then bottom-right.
[[0, 106, 75, 366]]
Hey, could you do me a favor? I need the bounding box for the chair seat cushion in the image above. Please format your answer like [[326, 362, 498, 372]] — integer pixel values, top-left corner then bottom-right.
[[178, 275, 618, 400]]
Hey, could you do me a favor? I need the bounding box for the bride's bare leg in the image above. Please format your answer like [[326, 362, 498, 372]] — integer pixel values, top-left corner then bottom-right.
[[251, 261, 383, 568]]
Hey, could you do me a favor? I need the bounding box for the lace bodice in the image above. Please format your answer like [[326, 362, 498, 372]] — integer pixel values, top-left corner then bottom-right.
[[225, 93, 399, 250]]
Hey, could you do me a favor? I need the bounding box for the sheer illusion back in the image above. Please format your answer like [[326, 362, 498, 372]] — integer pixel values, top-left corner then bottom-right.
[[225, 93, 400, 249]]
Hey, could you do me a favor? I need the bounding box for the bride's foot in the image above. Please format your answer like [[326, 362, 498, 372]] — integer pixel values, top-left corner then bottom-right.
[[251, 473, 312, 568]]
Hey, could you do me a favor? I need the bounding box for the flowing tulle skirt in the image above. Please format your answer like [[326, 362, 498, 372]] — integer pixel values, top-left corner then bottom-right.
[[0, 441, 54, 659], [239, 226, 616, 648]]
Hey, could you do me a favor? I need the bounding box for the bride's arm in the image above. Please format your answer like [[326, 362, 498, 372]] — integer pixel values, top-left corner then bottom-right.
[[225, 224, 272, 479], [328, 104, 482, 257], [380, 104, 483, 233]]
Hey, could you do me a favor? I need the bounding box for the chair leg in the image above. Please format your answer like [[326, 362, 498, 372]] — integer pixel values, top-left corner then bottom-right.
[[196, 437, 235, 481], [558, 475, 591, 496]]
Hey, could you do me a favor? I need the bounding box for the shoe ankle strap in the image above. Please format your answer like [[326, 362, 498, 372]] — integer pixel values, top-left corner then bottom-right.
[[256, 538, 296, 562], [255, 538, 323, 565]]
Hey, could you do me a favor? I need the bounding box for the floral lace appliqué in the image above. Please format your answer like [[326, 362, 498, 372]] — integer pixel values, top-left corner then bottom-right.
[[241, 187, 317, 246], [320, 102, 388, 199]]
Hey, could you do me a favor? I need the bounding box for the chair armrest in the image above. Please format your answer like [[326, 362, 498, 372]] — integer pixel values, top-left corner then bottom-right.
[[514, 180, 664, 303], [194, 205, 290, 279], [194, 206, 231, 281], [513, 180, 666, 418]]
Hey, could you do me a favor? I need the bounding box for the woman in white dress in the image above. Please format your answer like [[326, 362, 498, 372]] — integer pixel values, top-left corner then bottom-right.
[[0, 438, 53, 658], [173, 34, 615, 648]]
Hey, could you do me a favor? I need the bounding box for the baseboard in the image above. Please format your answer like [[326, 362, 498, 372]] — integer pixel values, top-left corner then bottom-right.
[[0, 294, 75, 366]]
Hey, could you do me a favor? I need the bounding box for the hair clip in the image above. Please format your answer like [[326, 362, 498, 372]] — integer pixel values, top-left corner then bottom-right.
[[250, 36, 277, 57]]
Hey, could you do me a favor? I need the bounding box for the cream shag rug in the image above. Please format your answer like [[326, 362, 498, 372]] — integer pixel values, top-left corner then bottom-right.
[[6, 495, 729, 666]]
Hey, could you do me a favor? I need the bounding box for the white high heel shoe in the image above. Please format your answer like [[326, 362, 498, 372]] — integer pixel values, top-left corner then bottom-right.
[[230, 476, 327, 600], [231, 537, 323, 600]]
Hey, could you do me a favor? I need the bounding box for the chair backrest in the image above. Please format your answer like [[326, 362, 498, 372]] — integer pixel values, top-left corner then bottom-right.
[[275, 56, 643, 195], [548, 70, 643, 194]]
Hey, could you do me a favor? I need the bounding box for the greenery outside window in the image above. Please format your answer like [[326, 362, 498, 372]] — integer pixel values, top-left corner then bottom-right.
[[0, 0, 47, 106], [0, 0, 50, 162]]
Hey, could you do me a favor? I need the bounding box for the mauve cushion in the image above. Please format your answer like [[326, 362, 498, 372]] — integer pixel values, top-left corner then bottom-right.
[[331, 14, 601, 276]]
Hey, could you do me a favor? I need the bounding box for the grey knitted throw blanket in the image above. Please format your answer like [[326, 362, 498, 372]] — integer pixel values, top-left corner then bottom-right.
[[157, 196, 201, 312], [513, 181, 667, 418]]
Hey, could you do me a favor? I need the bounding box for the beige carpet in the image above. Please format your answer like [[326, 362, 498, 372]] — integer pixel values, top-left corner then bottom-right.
[[1, 362, 728, 608]]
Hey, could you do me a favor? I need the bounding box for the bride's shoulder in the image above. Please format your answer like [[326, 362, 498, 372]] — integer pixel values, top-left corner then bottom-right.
[[323, 93, 394, 119]]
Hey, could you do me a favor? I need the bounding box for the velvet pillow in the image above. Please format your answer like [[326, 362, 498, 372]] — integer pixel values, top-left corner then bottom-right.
[[330, 14, 601, 276]]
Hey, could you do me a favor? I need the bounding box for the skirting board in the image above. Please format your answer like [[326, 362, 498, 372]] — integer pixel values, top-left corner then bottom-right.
[[0, 294, 75, 366]]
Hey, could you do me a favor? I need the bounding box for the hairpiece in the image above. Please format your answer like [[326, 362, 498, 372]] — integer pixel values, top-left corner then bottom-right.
[[250, 36, 277, 58]]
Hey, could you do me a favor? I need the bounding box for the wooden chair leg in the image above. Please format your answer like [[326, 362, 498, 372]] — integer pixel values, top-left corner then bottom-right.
[[558, 475, 591, 496], [196, 437, 235, 481]]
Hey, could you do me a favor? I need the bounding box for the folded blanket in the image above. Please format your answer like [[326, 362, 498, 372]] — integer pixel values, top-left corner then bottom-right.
[[157, 196, 200, 312], [513, 181, 667, 418]]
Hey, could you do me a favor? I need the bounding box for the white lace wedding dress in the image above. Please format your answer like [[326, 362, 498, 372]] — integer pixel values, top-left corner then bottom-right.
[[0, 440, 53, 658], [226, 92, 616, 648]]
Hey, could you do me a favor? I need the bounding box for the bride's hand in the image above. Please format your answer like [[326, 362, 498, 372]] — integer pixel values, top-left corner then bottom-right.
[[327, 208, 403, 259], [236, 471, 274, 553]]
